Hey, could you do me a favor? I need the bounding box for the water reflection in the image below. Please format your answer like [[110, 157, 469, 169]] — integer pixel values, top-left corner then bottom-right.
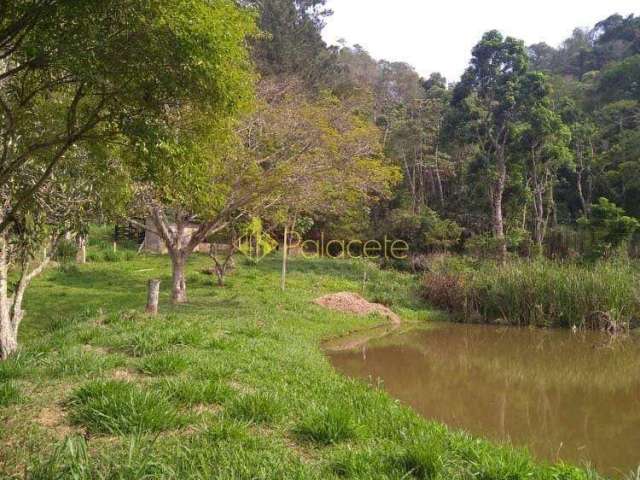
[[327, 324, 640, 477]]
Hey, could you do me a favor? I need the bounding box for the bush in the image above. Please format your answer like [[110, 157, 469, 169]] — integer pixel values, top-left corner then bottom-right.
[[422, 272, 466, 314], [465, 233, 502, 259], [377, 208, 462, 255], [54, 239, 78, 264], [578, 197, 640, 260]]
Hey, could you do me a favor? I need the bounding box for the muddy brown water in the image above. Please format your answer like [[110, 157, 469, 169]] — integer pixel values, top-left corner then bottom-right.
[[327, 323, 640, 478]]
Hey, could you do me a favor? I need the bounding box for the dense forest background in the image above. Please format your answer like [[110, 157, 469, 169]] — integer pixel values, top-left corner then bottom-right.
[[248, 1, 640, 261]]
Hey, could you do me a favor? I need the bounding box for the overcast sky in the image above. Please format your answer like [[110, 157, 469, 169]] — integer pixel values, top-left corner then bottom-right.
[[322, 0, 639, 82]]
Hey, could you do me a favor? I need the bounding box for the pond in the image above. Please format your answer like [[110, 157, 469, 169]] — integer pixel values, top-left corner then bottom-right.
[[327, 323, 640, 478]]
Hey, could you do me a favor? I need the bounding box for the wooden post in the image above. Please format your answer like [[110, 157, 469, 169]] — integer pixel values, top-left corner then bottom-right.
[[362, 260, 368, 294], [146, 279, 161, 315], [281, 225, 288, 292]]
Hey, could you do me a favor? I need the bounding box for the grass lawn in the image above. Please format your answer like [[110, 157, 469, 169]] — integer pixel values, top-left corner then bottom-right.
[[0, 243, 601, 479]]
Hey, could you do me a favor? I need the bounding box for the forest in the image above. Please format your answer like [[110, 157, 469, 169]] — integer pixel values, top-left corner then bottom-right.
[[1, 1, 640, 478]]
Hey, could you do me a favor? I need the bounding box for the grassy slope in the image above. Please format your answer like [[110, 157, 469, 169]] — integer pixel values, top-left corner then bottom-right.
[[0, 247, 601, 479]]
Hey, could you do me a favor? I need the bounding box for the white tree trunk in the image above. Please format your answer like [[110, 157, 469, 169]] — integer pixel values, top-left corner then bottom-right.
[[0, 235, 16, 360], [491, 155, 507, 263], [0, 233, 57, 360], [76, 234, 87, 264], [146, 279, 161, 315]]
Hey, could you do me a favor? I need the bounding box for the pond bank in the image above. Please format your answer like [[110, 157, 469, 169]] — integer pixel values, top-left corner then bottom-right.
[[1, 253, 603, 479]]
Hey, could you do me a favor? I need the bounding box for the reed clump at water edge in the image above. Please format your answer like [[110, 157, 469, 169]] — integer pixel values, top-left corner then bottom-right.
[[421, 256, 640, 329]]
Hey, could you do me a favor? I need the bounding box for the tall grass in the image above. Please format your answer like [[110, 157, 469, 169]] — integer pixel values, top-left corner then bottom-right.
[[422, 258, 640, 328], [67, 381, 184, 434]]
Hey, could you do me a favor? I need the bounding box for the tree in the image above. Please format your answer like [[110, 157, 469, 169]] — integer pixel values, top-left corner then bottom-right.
[[136, 77, 396, 303], [450, 31, 529, 261], [514, 73, 571, 252], [0, 146, 118, 359], [0, 0, 255, 234], [0, 0, 259, 356], [244, 0, 336, 84], [131, 108, 253, 305], [578, 197, 639, 259], [559, 100, 598, 217]]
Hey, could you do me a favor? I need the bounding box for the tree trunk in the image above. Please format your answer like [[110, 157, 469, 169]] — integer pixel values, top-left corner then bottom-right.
[[170, 253, 187, 304], [434, 145, 445, 209], [0, 322, 17, 360], [215, 268, 225, 287], [76, 234, 87, 264], [533, 188, 545, 253], [0, 235, 16, 360], [491, 156, 507, 263]]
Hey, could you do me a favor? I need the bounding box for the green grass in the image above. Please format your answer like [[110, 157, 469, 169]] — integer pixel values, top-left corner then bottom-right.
[[422, 256, 640, 328], [294, 404, 359, 445], [227, 392, 284, 424], [137, 351, 189, 376], [0, 238, 607, 479], [0, 382, 21, 407], [156, 377, 233, 406], [67, 380, 184, 434]]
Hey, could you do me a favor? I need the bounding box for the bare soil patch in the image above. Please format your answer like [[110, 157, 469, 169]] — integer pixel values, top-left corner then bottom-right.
[[36, 406, 77, 439]]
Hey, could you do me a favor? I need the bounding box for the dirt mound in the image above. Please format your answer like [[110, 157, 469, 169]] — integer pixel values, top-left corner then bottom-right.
[[314, 292, 401, 325]]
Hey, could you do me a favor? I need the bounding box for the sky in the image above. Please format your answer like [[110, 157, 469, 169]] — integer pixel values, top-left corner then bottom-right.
[[322, 0, 639, 82]]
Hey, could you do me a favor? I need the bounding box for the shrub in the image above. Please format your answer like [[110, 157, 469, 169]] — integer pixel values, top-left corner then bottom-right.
[[421, 272, 466, 314], [578, 197, 640, 260], [54, 239, 78, 264], [378, 208, 462, 255]]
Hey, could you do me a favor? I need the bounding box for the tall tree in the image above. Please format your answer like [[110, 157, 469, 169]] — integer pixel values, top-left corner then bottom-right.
[[450, 31, 529, 260], [244, 0, 335, 83], [515, 73, 571, 251]]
